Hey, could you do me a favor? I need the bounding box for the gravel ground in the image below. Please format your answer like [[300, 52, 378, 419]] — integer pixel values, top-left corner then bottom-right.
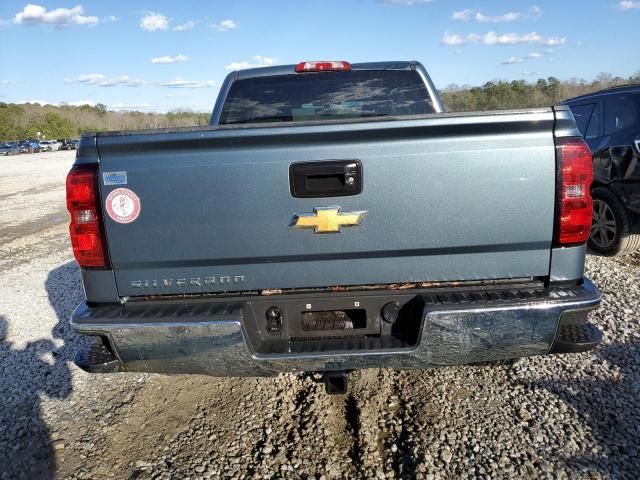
[[0, 150, 639, 479]]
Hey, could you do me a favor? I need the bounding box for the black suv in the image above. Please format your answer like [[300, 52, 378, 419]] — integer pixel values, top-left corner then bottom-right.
[[563, 85, 640, 256]]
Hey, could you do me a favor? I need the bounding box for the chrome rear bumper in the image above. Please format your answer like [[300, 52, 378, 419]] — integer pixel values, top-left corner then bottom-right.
[[71, 278, 601, 376]]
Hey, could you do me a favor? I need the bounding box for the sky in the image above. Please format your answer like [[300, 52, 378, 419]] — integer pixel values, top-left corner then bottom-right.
[[0, 0, 639, 113]]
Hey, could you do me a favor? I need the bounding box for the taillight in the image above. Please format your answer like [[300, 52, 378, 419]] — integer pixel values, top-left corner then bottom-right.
[[555, 137, 593, 246], [66, 165, 109, 268], [295, 61, 351, 73]]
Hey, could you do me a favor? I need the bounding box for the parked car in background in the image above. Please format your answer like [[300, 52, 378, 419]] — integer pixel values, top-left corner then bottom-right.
[[564, 85, 640, 256], [19, 140, 41, 153], [40, 140, 61, 151], [60, 138, 79, 150], [0, 143, 20, 156]]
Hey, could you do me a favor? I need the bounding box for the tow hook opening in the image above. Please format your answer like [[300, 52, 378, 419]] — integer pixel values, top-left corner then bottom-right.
[[324, 371, 349, 395]]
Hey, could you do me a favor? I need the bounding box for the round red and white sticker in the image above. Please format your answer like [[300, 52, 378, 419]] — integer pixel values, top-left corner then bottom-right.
[[105, 188, 141, 224]]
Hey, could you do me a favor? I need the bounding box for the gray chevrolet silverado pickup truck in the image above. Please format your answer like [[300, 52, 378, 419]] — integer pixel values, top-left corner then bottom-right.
[[68, 61, 602, 393]]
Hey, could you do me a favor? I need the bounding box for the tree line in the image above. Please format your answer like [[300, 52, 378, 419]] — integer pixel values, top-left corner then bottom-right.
[[0, 103, 210, 141], [1, 72, 638, 141], [440, 72, 640, 112]]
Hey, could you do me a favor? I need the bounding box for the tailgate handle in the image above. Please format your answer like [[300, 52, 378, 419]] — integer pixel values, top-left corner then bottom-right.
[[289, 160, 362, 198]]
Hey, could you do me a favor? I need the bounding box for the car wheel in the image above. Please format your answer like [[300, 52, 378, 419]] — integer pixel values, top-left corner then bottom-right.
[[589, 187, 640, 256]]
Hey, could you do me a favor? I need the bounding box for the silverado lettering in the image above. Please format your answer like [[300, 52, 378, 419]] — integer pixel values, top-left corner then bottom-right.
[[130, 275, 246, 288]]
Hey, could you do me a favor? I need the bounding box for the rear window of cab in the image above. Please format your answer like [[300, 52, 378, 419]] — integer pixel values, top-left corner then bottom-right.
[[219, 70, 435, 125]]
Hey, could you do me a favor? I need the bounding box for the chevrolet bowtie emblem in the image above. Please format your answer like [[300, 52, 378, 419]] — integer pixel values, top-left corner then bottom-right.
[[291, 207, 366, 234]]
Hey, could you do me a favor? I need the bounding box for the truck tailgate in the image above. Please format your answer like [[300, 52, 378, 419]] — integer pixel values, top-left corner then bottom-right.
[[96, 110, 557, 297]]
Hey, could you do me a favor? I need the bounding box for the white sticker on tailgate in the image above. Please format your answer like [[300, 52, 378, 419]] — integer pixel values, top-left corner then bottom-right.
[[105, 188, 141, 224]]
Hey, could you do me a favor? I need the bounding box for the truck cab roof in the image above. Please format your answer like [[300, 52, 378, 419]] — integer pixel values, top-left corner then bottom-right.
[[233, 61, 419, 80]]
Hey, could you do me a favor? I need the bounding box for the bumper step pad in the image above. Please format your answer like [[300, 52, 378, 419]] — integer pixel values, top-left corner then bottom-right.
[[550, 322, 603, 354], [75, 340, 122, 373]]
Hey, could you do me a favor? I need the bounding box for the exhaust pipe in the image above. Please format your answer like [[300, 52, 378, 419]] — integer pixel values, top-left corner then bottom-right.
[[324, 371, 349, 395]]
